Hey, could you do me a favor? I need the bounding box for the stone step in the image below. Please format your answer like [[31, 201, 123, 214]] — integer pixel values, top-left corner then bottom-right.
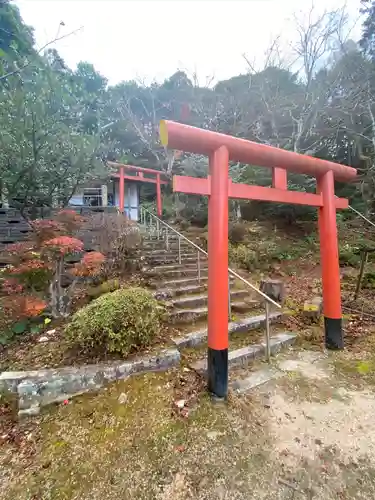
[[143, 240, 195, 250], [168, 300, 258, 324], [143, 233, 181, 240], [190, 332, 297, 375], [144, 250, 198, 257], [171, 289, 251, 309], [149, 267, 208, 279], [142, 232, 191, 240], [148, 262, 202, 273], [143, 244, 193, 253], [150, 275, 236, 289], [231, 301, 259, 314], [148, 255, 204, 265], [168, 306, 209, 324], [143, 246, 193, 254], [149, 276, 209, 289], [172, 311, 283, 348], [154, 283, 207, 299], [144, 232, 201, 241]]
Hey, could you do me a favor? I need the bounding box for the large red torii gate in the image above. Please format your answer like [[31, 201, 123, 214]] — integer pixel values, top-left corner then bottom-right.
[[160, 120, 357, 399]]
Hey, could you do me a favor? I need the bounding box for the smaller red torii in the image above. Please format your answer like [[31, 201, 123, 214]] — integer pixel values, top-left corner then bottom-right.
[[108, 162, 168, 217]]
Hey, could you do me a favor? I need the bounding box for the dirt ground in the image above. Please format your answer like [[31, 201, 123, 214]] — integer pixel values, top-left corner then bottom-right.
[[2, 346, 375, 500]]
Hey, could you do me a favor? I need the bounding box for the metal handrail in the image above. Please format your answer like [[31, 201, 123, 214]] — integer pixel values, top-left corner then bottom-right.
[[140, 205, 281, 309]]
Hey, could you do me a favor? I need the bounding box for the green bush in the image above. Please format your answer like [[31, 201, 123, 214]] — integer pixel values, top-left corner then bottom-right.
[[362, 272, 375, 289], [179, 194, 208, 227], [229, 244, 258, 270], [65, 288, 164, 356], [229, 239, 312, 271], [229, 222, 247, 244], [339, 243, 361, 267], [267, 244, 307, 262]]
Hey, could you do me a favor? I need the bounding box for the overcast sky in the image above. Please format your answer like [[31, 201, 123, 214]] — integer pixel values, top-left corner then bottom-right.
[[16, 0, 363, 85]]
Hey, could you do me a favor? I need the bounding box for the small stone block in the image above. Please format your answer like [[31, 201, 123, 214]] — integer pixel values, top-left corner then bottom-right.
[[231, 367, 282, 393], [18, 405, 41, 418], [173, 328, 208, 348], [267, 333, 297, 355], [154, 289, 173, 300], [260, 279, 285, 303], [190, 358, 207, 374], [303, 297, 323, 319], [228, 345, 259, 367]]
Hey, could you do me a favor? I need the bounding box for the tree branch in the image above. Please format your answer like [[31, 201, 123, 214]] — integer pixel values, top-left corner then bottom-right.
[[0, 26, 84, 81]]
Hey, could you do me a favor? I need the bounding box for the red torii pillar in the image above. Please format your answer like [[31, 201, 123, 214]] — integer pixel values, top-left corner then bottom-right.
[[160, 120, 357, 399], [119, 166, 125, 214]]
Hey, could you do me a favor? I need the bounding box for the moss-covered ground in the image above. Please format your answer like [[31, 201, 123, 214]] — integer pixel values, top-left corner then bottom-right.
[[3, 338, 375, 499]]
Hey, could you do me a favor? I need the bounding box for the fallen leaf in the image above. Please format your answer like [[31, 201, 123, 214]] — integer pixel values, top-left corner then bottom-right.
[[118, 392, 128, 404]]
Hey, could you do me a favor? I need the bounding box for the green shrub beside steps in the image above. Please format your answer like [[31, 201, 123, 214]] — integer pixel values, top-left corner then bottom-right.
[[65, 287, 164, 356], [229, 222, 247, 244]]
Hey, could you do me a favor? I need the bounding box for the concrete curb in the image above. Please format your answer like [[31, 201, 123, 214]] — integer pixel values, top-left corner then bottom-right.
[[0, 348, 180, 417]]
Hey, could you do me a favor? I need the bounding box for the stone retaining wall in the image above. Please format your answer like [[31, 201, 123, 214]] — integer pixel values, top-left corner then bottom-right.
[[0, 348, 180, 417], [0, 206, 123, 258]]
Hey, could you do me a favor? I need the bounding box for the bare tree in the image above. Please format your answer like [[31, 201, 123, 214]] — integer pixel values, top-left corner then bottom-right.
[[290, 6, 348, 153], [241, 6, 349, 155], [114, 71, 215, 176], [323, 44, 375, 214]]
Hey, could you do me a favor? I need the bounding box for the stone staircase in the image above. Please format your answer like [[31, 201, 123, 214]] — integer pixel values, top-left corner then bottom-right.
[[142, 224, 296, 393]]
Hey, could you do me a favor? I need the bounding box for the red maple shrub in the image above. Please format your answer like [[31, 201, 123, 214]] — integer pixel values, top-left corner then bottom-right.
[[72, 251, 106, 278], [9, 258, 52, 291], [23, 297, 48, 317], [7, 241, 34, 255], [30, 219, 64, 243], [1, 278, 24, 295], [0, 209, 105, 321], [0, 295, 48, 334], [55, 209, 85, 233], [43, 236, 84, 255]]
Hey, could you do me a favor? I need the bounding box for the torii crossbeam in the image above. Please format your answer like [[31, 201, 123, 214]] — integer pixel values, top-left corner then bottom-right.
[[160, 119, 357, 399]]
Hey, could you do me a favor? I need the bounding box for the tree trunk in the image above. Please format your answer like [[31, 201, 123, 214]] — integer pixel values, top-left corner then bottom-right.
[[236, 202, 242, 220], [49, 258, 76, 318]]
